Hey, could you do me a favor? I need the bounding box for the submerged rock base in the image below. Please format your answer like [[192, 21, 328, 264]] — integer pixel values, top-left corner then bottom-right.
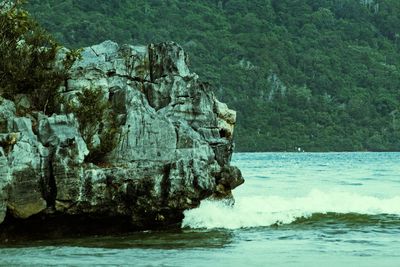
[[0, 41, 243, 241]]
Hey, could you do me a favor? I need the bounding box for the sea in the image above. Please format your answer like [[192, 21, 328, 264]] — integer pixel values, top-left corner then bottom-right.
[[1, 152, 399, 267]]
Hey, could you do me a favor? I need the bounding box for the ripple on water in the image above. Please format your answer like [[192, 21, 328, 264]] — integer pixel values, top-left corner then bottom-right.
[[2, 153, 400, 267]]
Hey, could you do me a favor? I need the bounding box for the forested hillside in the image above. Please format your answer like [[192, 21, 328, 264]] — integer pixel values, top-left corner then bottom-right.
[[25, 0, 400, 151]]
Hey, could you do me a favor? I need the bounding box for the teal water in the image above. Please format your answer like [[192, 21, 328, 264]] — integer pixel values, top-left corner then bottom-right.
[[1, 153, 400, 266]]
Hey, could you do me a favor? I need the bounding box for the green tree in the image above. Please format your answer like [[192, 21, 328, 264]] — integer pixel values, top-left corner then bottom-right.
[[0, 0, 69, 113]]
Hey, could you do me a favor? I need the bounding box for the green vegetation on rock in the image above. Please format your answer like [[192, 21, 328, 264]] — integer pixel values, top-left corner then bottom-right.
[[63, 88, 119, 163], [0, 0, 82, 114], [18, 0, 400, 151], [0, 1, 116, 163]]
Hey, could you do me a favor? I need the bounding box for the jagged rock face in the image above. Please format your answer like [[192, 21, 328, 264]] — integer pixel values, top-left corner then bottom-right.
[[0, 41, 243, 232]]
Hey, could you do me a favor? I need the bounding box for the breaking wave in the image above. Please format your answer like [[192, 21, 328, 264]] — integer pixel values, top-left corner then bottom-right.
[[182, 190, 400, 229]]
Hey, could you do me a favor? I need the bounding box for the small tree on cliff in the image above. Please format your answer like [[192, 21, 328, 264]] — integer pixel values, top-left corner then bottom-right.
[[63, 88, 119, 164], [0, 0, 78, 114]]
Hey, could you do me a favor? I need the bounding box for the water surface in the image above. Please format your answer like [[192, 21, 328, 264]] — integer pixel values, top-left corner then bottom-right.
[[1, 153, 400, 266]]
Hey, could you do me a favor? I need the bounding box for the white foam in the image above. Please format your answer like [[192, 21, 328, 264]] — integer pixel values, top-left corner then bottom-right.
[[182, 189, 400, 229]]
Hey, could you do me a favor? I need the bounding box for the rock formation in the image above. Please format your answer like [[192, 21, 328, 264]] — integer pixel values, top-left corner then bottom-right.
[[0, 41, 243, 238]]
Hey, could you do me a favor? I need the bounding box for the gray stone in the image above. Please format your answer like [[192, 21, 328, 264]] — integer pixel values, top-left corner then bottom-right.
[[52, 143, 85, 202], [0, 98, 16, 132], [109, 86, 177, 162], [37, 114, 88, 204], [0, 148, 11, 224], [14, 94, 32, 113], [11, 117, 36, 142], [38, 114, 89, 161], [149, 42, 191, 80], [0, 40, 243, 232], [6, 166, 47, 219], [6, 118, 47, 219]]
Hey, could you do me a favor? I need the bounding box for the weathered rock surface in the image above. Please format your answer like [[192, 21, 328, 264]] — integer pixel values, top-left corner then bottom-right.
[[0, 41, 243, 237]]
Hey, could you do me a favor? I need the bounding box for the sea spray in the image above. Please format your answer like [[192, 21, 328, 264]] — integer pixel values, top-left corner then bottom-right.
[[182, 189, 400, 229]]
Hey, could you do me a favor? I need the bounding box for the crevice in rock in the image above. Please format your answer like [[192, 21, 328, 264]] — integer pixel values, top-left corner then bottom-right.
[[148, 44, 155, 83], [40, 154, 57, 209], [161, 163, 171, 206], [106, 70, 116, 77], [174, 124, 180, 149], [110, 73, 152, 84], [48, 155, 57, 208], [219, 129, 227, 138]]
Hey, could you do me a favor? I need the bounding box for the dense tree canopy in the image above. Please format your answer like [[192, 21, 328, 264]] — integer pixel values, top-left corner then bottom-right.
[[25, 0, 400, 151], [0, 0, 63, 113]]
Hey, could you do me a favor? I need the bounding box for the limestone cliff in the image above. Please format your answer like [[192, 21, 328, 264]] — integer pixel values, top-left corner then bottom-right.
[[0, 41, 243, 238]]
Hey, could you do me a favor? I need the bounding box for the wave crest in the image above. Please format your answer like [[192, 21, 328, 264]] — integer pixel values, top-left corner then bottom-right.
[[182, 190, 400, 229]]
